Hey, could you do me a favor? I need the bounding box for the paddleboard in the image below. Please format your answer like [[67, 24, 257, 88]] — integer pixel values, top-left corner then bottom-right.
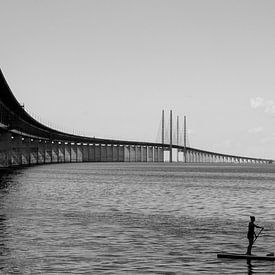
[[217, 253, 275, 261]]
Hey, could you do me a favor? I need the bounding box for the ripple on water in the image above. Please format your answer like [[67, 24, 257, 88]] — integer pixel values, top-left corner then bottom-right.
[[0, 163, 275, 274]]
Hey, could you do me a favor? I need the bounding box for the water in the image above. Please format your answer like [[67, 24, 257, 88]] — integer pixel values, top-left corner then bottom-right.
[[0, 163, 274, 274]]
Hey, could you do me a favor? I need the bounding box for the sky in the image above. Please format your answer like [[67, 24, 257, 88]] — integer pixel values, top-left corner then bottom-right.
[[0, 0, 275, 159]]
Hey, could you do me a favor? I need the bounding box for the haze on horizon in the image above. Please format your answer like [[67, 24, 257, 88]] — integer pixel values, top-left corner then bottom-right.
[[1, 0, 275, 159]]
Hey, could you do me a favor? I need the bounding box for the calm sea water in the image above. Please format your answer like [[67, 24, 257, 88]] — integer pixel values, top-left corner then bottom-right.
[[0, 163, 274, 274]]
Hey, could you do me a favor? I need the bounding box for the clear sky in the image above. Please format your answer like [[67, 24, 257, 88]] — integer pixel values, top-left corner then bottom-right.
[[1, 0, 275, 159]]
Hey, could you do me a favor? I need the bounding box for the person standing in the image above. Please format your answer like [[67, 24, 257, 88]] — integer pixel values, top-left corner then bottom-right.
[[246, 216, 264, 255]]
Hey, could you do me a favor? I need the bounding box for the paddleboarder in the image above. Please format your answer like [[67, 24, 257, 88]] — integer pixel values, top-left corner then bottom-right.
[[246, 216, 264, 255]]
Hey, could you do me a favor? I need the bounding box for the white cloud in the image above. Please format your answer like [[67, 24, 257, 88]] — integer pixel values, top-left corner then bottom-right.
[[248, 126, 264, 133], [250, 97, 264, 108], [250, 97, 275, 114]]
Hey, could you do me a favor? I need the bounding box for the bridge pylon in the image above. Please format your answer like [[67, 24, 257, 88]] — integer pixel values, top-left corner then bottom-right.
[[169, 110, 173, 162]]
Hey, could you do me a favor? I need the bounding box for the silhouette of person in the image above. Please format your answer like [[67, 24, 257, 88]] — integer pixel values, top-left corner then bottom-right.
[[246, 216, 263, 255]]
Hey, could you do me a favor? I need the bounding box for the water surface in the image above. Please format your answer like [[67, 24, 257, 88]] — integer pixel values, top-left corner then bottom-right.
[[0, 163, 274, 274]]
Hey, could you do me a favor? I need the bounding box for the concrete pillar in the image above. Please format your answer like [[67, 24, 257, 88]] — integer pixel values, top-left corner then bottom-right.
[[158, 147, 164, 162], [51, 142, 58, 163], [29, 139, 39, 165], [37, 140, 45, 164], [148, 146, 153, 162], [22, 137, 31, 165], [129, 146, 136, 162], [136, 146, 141, 162], [124, 146, 130, 162], [154, 147, 158, 162], [76, 144, 83, 162], [195, 152, 198, 163], [11, 135, 23, 166], [112, 145, 119, 162], [69, 143, 72, 162], [107, 145, 113, 162], [64, 143, 70, 162], [88, 144, 95, 162], [100, 144, 107, 162], [95, 144, 101, 161], [169, 110, 173, 162], [0, 132, 9, 167], [82, 144, 89, 162], [141, 146, 147, 162], [118, 145, 124, 162], [43, 141, 50, 163], [162, 110, 165, 144], [71, 144, 77, 162]]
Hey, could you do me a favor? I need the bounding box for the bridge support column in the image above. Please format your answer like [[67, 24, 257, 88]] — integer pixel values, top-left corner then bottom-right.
[[37, 140, 45, 164], [11, 135, 23, 166], [141, 146, 147, 162], [64, 143, 70, 162], [94, 144, 100, 161], [62, 142, 66, 162], [112, 145, 118, 162], [100, 144, 106, 162], [154, 147, 158, 162], [129, 146, 136, 162], [124, 145, 130, 162], [169, 110, 173, 163], [201, 153, 204, 163], [88, 144, 95, 162], [184, 150, 188, 163], [148, 146, 153, 162], [59, 142, 64, 162], [51, 142, 57, 163], [29, 139, 38, 165], [82, 144, 89, 162], [0, 132, 10, 167], [158, 147, 164, 162], [22, 137, 31, 165], [71, 143, 77, 162], [190, 151, 194, 163], [106, 145, 113, 162], [136, 146, 141, 162], [192, 152, 195, 162], [118, 145, 124, 161], [183, 150, 187, 163], [43, 141, 50, 163]]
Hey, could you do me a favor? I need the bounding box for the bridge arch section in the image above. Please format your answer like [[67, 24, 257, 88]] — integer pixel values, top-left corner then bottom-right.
[[0, 69, 167, 167]]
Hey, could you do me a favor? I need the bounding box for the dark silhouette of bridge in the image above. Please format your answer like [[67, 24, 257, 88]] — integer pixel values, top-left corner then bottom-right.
[[0, 69, 273, 167]]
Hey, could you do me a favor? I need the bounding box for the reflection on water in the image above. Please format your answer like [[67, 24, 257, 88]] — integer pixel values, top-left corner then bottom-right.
[[247, 260, 253, 275], [0, 163, 275, 274]]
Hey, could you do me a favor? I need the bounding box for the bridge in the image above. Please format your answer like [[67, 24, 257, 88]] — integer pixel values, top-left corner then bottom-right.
[[0, 68, 273, 168]]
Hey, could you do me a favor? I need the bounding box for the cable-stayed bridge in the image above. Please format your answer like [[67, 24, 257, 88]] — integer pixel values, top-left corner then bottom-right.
[[0, 69, 273, 168]]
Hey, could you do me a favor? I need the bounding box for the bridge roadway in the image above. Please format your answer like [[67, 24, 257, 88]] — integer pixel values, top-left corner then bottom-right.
[[0, 69, 273, 167]]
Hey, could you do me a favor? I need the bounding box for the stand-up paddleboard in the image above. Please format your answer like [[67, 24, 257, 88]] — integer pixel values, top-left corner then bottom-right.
[[217, 253, 275, 261]]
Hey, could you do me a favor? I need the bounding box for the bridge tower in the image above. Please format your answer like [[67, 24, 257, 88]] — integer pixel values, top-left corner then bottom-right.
[[170, 110, 173, 162], [184, 115, 187, 162], [177, 115, 179, 162], [161, 110, 164, 144]]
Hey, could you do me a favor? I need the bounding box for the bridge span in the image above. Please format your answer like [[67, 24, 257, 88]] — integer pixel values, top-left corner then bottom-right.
[[0, 69, 273, 168]]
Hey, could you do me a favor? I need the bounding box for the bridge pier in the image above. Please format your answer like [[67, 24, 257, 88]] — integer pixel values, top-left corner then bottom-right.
[[136, 146, 141, 162], [148, 146, 153, 162], [158, 147, 164, 162], [82, 144, 89, 162], [129, 146, 135, 162], [124, 145, 130, 162], [11, 135, 23, 166], [141, 146, 147, 162]]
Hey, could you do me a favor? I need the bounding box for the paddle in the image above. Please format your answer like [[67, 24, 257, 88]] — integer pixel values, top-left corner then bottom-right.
[[253, 227, 264, 244]]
